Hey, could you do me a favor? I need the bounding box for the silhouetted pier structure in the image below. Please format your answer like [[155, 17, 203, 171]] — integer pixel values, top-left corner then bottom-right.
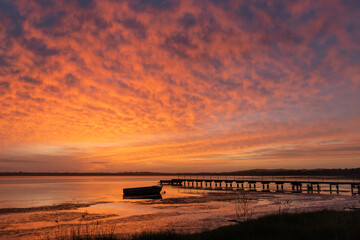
[[160, 176, 360, 195]]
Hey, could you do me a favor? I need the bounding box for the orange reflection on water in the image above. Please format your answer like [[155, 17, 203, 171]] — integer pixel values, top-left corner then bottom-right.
[[0, 176, 359, 240]]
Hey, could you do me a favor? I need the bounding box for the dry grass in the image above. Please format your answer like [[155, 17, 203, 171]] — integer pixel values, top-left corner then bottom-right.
[[45, 210, 360, 240]]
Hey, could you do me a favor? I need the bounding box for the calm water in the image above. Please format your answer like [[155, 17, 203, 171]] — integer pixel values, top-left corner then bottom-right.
[[0, 176, 359, 240], [0, 176, 183, 208]]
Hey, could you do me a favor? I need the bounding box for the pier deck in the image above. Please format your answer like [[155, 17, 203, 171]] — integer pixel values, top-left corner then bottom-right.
[[159, 176, 360, 195]]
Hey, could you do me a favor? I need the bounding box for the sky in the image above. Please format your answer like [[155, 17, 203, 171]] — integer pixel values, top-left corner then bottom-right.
[[0, 0, 359, 172]]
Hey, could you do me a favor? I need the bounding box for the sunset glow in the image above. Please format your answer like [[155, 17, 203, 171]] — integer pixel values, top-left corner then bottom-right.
[[0, 0, 359, 172]]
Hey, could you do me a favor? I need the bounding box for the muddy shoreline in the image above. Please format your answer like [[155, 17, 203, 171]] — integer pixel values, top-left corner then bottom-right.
[[1, 191, 359, 240], [0, 202, 110, 215]]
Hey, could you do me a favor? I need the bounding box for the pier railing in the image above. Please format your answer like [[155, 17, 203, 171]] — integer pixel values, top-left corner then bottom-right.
[[172, 175, 360, 184]]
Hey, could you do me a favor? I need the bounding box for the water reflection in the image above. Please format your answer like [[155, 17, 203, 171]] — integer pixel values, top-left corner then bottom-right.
[[123, 194, 162, 200], [0, 176, 171, 208], [1, 176, 360, 240]]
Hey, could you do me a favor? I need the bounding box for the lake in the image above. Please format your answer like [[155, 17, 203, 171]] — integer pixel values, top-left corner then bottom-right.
[[0, 176, 359, 239]]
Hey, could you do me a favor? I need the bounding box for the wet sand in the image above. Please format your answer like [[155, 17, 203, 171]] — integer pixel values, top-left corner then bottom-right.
[[0, 190, 359, 240], [0, 202, 110, 214]]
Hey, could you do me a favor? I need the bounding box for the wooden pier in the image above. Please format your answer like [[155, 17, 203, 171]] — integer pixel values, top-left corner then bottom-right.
[[159, 176, 360, 195]]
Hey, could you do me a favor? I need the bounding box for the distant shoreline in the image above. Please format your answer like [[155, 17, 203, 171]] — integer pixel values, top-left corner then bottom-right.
[[1, 168, 360, 177]]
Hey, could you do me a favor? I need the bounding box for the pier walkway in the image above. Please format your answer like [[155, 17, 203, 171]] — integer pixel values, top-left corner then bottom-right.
[[160, 176, 360, 195]]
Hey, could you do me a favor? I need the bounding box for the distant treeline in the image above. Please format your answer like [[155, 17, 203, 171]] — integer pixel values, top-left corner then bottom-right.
[[223, 168, 360, 178], [1, 168, 360, 177]]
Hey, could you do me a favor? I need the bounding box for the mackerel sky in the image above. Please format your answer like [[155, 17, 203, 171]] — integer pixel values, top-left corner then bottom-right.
[[0, 0, 359, 172]]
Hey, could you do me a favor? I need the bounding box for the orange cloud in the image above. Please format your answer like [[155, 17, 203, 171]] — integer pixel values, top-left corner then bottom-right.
[[0, 0, 359, 172]]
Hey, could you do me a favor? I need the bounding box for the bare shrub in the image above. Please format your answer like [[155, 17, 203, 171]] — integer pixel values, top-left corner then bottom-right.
[[234, 190, 253, 222], [278, 199, 292, 214]]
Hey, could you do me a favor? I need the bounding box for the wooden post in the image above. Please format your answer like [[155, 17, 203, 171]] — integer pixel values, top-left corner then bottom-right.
[[336, 184, 339, 194], [330, 184, 332, 194]]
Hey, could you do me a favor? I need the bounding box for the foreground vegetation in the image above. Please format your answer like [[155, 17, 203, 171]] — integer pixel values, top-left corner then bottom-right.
[[51, 210, 360, 240]]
